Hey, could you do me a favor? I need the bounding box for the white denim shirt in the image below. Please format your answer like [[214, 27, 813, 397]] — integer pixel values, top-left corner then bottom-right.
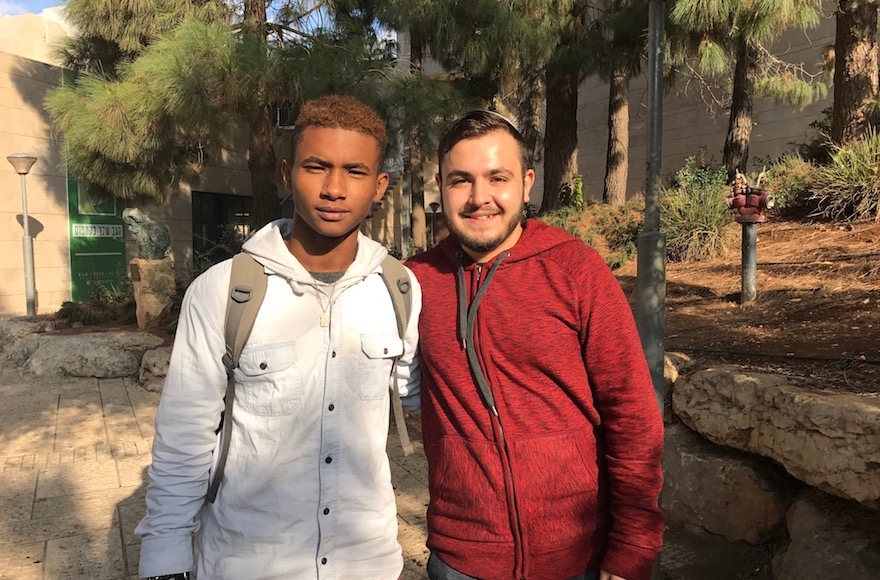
[[136, 220, 421, 579]]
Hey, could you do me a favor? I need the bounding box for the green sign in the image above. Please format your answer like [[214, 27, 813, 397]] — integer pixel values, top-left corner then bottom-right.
[[67, 176, 127, 301]]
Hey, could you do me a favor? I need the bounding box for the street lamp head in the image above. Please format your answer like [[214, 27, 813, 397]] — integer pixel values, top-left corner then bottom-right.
[[7, 152, 38, 175]]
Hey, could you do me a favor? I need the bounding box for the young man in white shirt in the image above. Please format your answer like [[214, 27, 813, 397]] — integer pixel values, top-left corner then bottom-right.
[[136, 94, 421, 580]]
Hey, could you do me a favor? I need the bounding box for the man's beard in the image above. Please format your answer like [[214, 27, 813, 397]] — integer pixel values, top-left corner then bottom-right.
[[444, 200, 525, 256]]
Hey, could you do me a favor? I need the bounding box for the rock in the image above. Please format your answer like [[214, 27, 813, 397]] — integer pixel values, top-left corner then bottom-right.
[[663, 423, 788, 544], [123, 208, 171, 260], [673, 366, 880, 507], [10, 332, 164, 378], [129, 257, 176, 329], [663, 352, 695, 423], [772, 491, 880, 580], [139, 346, 172, 392], [0, 317, 55, 360]]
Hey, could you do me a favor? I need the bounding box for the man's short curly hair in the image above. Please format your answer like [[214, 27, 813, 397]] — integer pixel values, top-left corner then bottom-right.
[[292, 95, 387, 165]]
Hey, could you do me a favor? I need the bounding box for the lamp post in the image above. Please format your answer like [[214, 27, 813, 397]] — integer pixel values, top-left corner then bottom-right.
[[429, 201, 440, 247], [7, 152, 38, 316]]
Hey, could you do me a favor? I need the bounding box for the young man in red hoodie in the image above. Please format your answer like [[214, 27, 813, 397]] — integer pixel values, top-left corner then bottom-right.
[[406, 111, 664, 580]]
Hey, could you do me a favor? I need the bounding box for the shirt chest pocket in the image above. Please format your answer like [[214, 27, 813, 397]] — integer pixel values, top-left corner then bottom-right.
[[235, 341, 301, 416], [357, 333, 404, 400]]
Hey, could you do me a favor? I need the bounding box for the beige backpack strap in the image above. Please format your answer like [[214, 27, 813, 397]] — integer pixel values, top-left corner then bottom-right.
[[207, 253, 268, 503], [379, 255, 414, 456]]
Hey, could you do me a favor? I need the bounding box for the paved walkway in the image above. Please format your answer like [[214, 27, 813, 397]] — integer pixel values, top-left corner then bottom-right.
[[0, 369, 430, 579]]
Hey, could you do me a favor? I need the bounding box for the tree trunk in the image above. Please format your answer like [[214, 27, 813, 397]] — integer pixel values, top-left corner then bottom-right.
[[409, 33, 427, 252], [541, 62, 579, 213], [723, 39, 758, 182], [248, 105, 280, 228], [513, 70, 544, 167], [831, 0, 879, 145], [603, 69, 630, 207], [243, 0, 277, 228]]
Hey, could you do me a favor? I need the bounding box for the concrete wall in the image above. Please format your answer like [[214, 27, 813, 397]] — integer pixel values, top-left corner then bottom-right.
[[0, 51, 71, 315], [574, 7, 836, 203]]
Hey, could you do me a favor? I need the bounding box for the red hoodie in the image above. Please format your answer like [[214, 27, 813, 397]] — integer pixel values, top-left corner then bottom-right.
[[407, 220, 663, 580]]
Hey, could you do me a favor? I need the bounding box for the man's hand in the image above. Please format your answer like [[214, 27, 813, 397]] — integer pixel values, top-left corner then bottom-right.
[[599, 571, 627, 580]]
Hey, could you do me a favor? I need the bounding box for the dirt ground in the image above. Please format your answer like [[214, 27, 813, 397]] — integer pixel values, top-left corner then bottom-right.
[[614, 218, 880, 394]]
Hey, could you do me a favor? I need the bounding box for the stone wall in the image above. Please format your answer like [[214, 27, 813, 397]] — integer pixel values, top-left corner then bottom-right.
[[663, 357, 880, 579]]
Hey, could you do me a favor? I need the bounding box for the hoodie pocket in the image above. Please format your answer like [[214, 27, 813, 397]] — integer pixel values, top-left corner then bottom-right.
[[509, 430, 599, 546], [357, 333, 403, 400], [235, 341, 301, 416]]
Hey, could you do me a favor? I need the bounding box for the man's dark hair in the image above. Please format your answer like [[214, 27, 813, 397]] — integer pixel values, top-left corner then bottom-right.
[[292, 95, 387, 165], [437, 111, 533, 173]]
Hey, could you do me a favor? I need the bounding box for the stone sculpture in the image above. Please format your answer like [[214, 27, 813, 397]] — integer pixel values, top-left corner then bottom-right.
[[122, 208, 171, 260]]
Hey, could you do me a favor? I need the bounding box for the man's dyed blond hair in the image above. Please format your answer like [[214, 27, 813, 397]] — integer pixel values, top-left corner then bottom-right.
[[293, 95, 388, 165]]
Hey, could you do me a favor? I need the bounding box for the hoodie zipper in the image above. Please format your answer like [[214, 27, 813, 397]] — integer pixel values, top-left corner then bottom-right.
[[469, 263, 527, 580]]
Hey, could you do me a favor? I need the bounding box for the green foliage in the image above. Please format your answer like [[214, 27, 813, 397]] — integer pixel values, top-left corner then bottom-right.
[[594, 195, 644, 269], [56, 277, 136, 325], [811, 129, 880, 222], [570, 173, 584, 208], [661, 156, 736, 262], [537, 197, 644, 270], [755, 73, 827, 110], [765, 153, 817, 212]]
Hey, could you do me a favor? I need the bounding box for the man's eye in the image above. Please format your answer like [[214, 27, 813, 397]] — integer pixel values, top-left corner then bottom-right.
[[350, 169, 368, 176], [304, 165, 323, 172]]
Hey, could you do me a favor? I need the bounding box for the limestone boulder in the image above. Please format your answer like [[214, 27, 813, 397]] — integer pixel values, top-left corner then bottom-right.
[[663, 352, 695, 422], [10, 332, 164, 378], [673, 366, 880, 507], [772, 491, 880, 580], [139, 346, 172, 392], [663, 423, 788, 544], [0, 317, 56, 360], [129, 257, 176, 329]]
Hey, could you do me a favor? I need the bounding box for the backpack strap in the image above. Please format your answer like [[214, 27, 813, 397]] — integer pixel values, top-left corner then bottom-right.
[[207, 253, 268, 503], [379, 255, 415, 456]]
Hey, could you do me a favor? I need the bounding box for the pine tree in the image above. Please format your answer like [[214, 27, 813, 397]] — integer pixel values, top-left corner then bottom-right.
[[831, 0, 879, 144], [669, 0, 825, 179], [590, 0, 647, 207], [47, 0, 396, 228]]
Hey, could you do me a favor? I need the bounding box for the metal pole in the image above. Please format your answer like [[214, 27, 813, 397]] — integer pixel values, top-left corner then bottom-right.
[[639, 3, 666, 579], [637, 0, 667, 411], [741, 223, 757, 303], [20, 173, 36, 316]]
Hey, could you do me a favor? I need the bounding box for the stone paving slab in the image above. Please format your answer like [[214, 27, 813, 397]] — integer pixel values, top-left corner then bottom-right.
[[0, 367, 431, 580]]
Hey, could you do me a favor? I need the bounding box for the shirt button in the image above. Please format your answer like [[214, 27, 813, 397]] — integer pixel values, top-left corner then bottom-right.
[[323, 507, 330, 515], [259, 362, 267, 370], [321, 557, 327, 565], [332, 351, 337, 358], [325, 456, 332, 464], [328, 404, 335, 411]]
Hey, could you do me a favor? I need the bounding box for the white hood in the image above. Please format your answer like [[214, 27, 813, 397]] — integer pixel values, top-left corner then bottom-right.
[[241, 219, 389, 287]]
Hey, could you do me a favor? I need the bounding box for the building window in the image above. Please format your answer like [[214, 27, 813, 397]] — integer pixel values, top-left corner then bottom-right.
[[192, 191, 253, 265]]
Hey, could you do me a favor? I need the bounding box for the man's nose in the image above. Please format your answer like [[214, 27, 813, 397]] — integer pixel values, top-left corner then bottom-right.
[[322, 169, 345, 199], [468, 179, 488, 205]]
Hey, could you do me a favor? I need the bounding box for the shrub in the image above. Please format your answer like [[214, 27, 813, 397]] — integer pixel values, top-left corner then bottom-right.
[[57, 277, 136, 325], [661, 156, 736, 262], [537, 198, 644, 270], [594, 195, 644, 269], [766, 153, 817, 213], [810, 128, 880, 222]]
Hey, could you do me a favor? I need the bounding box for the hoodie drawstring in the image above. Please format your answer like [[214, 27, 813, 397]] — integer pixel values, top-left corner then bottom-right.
[[456, 250, 509, 412]]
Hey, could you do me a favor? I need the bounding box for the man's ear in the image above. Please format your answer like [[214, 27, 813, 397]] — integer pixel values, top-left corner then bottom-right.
[[280, 159, 292, 191], [435, 173, 441, 189], [373, 172, 390, 203], [523, 168, 536, 204]]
